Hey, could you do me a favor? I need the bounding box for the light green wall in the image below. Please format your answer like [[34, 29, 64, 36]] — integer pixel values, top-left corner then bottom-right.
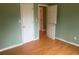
[[34, 4, 39, 39], [56, 4, 79, 44], [0, 4, 22, 49], [0, 3, 39, 50]]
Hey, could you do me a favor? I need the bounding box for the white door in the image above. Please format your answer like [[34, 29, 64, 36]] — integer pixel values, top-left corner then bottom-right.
[[20, 4, 34, 43], [47, 5, 57, 39]]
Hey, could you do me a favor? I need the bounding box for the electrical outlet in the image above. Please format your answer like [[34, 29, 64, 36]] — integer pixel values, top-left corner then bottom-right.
[[74, 36, 77, 40]]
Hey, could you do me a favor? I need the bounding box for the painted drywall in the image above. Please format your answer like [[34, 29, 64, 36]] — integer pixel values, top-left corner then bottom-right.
[[34, 4, 39, 39], [56, 4, 79, 44], [0, 4, 22, 49]]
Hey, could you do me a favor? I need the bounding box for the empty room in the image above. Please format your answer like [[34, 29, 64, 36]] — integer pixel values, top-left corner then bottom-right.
[[0, 3, 79, 55]]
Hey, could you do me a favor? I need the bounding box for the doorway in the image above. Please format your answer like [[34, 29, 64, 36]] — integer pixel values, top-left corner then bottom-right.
[[38, 4, 57, 40], [38, 5, 47, 39]]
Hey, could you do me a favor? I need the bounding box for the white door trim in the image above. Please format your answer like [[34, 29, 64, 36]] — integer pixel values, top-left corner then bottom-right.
[[38, 4, 48, 7]]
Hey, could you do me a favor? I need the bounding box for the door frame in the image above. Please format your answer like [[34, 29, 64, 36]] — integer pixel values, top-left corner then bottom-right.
[[38, 4, 58, 40]]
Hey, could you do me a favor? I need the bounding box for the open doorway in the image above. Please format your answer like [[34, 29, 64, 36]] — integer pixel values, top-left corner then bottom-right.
[[38, 4, 57, 40], [38, 5, 47, 39]]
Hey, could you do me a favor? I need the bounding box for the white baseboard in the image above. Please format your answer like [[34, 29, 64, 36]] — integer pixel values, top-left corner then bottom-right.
[[0, 37, 39, 52], [33, 37, 39, 40], [56, 37, 79, 47], [1, 37, 78, 52]]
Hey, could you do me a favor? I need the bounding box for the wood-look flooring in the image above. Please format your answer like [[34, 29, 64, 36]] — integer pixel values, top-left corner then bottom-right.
[[0, 31, 79, 55]]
